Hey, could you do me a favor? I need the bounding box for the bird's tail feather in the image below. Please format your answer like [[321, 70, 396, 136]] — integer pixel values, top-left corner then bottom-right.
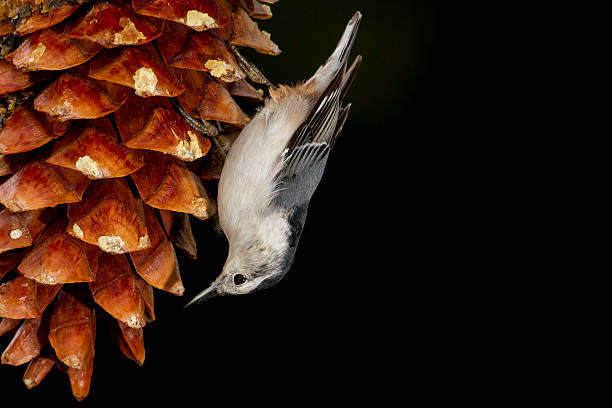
[[340, 55, 362, 102], [331, 11, 362, 70], [306, 11, 362, 93]]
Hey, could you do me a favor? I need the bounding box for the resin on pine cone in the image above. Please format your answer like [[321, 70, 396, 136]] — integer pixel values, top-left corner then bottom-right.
[[1, 0, 280, 400]]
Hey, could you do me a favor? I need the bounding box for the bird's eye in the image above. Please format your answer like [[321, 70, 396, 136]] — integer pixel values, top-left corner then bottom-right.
[[233, 274, 247, 285]]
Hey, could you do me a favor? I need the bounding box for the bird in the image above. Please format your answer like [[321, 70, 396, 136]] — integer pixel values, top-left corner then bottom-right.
[[186, 11, 363, 306]]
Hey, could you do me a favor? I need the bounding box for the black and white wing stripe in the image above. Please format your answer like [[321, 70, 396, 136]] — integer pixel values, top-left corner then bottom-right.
[[281, 56, 361, 176]]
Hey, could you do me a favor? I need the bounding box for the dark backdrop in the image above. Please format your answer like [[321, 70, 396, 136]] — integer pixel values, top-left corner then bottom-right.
[[1, 0, 452, 404]]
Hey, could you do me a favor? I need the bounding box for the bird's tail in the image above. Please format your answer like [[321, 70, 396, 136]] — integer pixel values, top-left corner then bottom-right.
[[305, 11, 362, 94]]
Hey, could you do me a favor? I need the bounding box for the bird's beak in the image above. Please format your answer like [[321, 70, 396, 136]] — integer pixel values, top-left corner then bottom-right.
[[184, 278, 222, 308]]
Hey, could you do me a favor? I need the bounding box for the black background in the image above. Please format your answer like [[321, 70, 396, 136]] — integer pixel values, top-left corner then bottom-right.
[[1, 0, 455, 404]]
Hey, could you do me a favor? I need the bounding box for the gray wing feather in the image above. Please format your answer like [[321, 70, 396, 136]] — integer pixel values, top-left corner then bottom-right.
[[282, 70, 344, 175], [275, 13, 362, 207], [330, 103, 351, 150], [281, 56, 361, 177]]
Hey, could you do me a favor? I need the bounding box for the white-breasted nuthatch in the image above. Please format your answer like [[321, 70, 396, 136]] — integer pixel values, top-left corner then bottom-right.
[[186, 11, 362, 306]]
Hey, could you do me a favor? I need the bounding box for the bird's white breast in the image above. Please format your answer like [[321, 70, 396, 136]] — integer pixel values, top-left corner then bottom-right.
[[218, 92, 312, 243]]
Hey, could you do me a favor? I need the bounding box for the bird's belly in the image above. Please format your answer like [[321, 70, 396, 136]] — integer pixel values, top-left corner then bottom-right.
[[218, 130, 286, 236]]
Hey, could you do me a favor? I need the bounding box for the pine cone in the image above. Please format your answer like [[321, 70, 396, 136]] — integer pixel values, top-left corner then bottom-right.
[[0, 0, 280, 400]]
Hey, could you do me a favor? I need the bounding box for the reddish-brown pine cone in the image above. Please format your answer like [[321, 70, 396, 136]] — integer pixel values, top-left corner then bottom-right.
[[1, 0, 281, 400]]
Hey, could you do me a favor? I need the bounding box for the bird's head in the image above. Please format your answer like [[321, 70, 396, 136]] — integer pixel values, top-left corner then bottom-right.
[[186, 239, 291, 306]]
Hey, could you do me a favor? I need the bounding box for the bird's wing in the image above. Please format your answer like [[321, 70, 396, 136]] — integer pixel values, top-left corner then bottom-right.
[[280, 55, 361, 177]]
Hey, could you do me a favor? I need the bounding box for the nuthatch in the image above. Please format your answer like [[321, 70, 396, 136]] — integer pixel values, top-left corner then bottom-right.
[[186, 12, 362, 306]]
